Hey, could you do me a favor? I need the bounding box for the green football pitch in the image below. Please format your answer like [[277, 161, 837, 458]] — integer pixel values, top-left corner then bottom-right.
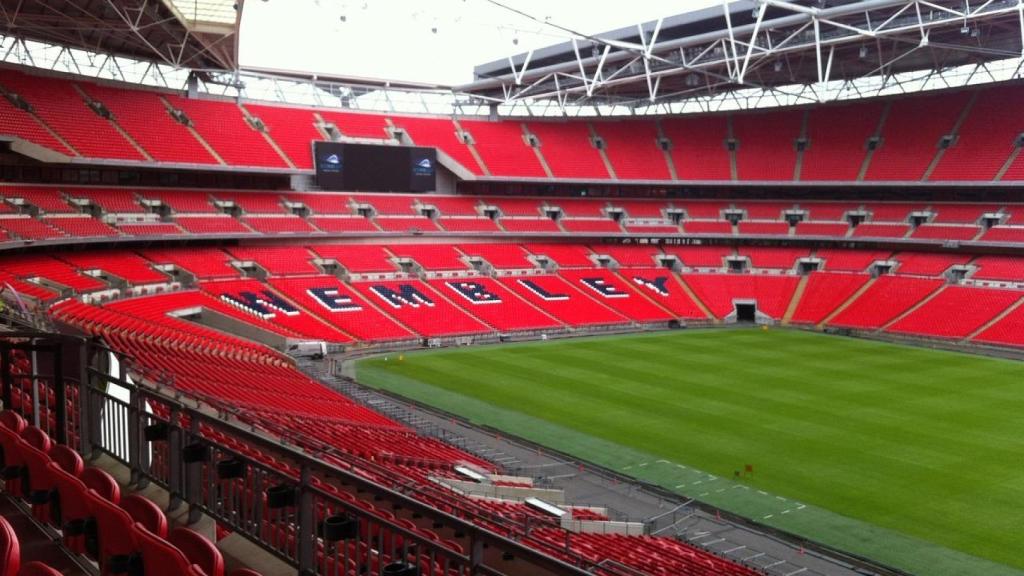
[[355, 329, 1024, 576]]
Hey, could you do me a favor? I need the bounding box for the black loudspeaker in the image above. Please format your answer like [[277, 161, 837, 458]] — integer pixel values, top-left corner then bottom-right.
[[381, 562, 419, 576], [319, 514, 358, 542], [182, 443, 208, 463], [143, 422, 169, 442], [215, 458, 246, 480], [266, 484, 296, 509]]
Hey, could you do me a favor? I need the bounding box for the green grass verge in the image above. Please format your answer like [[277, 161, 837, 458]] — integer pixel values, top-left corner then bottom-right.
[[355, 329, 1024, 576]]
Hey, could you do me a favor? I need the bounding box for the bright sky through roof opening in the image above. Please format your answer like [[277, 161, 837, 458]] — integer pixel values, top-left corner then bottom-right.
[[240, 0, 718, 85]]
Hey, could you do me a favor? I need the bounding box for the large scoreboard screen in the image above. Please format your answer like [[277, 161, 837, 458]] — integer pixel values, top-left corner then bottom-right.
[[314, 142, 437, 193]]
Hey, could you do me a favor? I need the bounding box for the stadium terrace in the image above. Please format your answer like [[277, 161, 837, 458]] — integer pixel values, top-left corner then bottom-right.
[[0, 1, 1023, 576]]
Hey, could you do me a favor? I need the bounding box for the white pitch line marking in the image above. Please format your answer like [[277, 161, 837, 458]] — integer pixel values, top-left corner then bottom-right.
[[757, 490, 768, 495], [699, 492, 709, 497], [676, 464, 687, 469], [638, 462, 649, 467], [762, 514, 774, 520], [796, 504, 806, 510], [675, 484, 687, 488]]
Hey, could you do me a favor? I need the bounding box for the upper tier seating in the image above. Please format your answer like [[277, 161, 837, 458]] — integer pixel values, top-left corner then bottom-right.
[[681, 274, 799, 319], [929, 86, 1024, 181], [140, 189, 218, 213], [910, 224, 980, 241], [737, 221, 790, 236], [930, 203, 1002, 224], [661, 116, 731, 180], [0, 254, 105, 292], [499, 218, 561, 233], [66, 188, 144, 213], [887, 286, 1022, 339], [789, 272, 871, 325], [591, 245, 663, 268], [387, 245, 467, 271], [457, 244, 534, 269], [43, 216, 119, 237], [827, 276, 943, 329], [662, 245, 732, 268], [164, 95, 287, 168], [865, 92, 971, 181], [0, 87, 74, 154], [816, 249, 890, 272], [800, 101, 883, 181], [390, 116, 482, 174], [559, 219, 622, 234], [317, 110, 390, 139], [800, 202, 860, 221], [893, 252, 971, 276], [794, 222, 850, 237], [458, 119, 546, 177], [80, 82, 218, 164], [851, 223, 910, 238], [1, 70, 143, 160], [438, 217, 501, 232], [2, 67, 1024, 184], [241, 215, 318, 234], [527, 122, 609, 180], [1, 187, 75, 213], [374, 216, 440, 233], [980, 226, 1024, 243], [212, 192, 287, 214], [0, 217, 64, 239], [140, 248, 240, 279], [739, 247, 808, 269], [226, 246, 320, 275], [175, 216, 254, 235], [309, 216, 380, 233], [523, 244, 595, 268], [733, 110, 801, 180], [309, 245, 396, 274], [242, 104, 321, 169], [116, 223, 184, 236], [55, 250, 169, 284], [594, 121, 671, 180], [284, 193, 353, 215]]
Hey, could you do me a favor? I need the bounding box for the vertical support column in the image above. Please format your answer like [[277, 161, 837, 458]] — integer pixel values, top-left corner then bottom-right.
[[167, 406, 184, 512], [1, 343, 11, 411], [186, 418, 203, 524], [469, 533, 484, 575], [127, 385, 143, 487], [297, 464, 315, 574], [78, 341, 96, 457], [53, 343, 67, 445]]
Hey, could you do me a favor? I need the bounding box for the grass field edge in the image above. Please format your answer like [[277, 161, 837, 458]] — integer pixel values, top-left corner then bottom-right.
[[354, 344, 1024, 576]]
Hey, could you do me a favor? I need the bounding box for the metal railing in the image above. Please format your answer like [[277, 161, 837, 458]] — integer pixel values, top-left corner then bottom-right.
[[1, 331, 601, 576]]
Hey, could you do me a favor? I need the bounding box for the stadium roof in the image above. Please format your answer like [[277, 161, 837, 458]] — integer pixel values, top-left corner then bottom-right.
[[0, 0, 242, 70], [462, 0, 1024, 107]]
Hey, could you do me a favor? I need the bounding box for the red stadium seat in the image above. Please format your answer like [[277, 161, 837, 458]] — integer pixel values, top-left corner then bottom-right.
[[81, 467, 121, 504], [132, 523, 206, 576], [48, 463, 92, 553], [0, 517, 18, 576], [121, 494, 168, 539], [85, 488, 139, 573], [169, 527, 225, 576]]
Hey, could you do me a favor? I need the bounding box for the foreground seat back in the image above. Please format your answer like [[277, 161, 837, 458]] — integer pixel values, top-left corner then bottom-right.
[[80, 467, 120, 504], [169, 527, 224, 576], [121, 495, 168, 539], [0, 516, 19, 576], [46, 463, 91, 553], [85, 489, 138, 573], [48, 445, 83, 476], [19, 427, 50, 453], [0, 411, 25, 434], [132, 523, 206, 576]]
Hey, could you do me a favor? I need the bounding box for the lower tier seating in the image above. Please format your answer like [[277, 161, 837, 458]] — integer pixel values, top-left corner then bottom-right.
[[827, 276, 943, 329], [681, 274, 799, 319]]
